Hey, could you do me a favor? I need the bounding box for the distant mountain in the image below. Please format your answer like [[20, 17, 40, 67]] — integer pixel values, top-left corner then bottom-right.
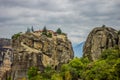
[[0, 38, 11, 48], [73, 42, 85, 57]]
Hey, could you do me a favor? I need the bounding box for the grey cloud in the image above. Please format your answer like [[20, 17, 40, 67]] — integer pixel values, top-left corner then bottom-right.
[[0, 0, 69, 12], [0, 0, 120, 44]]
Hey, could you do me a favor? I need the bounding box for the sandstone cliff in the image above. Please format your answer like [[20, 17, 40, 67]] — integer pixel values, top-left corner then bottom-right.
[[83, 26, 119, 61], [11, 30, 74, 79]]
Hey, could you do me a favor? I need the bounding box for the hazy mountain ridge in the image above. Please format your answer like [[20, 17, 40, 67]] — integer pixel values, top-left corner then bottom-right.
[[73, 42, 85, 57]]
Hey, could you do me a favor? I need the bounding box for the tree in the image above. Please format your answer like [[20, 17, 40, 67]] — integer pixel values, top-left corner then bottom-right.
[[42, 26, 47, 35], [43, 26, 47, 32], [56, 28, 62, 34], [51, 73, 63, 80], [26, 27, 31, 33], [27, 67, 38, 79], [65, 71, 72, 80], [47, 32, 52, 38], [42, 65, 55, 79], [12, 32, 21, 39], [31, 26, 34, 32], [102, 24, 106, 28], [115, 62, 120, 79]]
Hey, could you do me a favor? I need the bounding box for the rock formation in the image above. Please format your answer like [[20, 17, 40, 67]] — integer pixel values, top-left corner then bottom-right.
[[83, 26, 119, 61], [0, 38, 12, 80], [118, 31, 120, 48], [0, 49, 12, 80], [11, 30, 74, 79], [0, 38, 11, 48]]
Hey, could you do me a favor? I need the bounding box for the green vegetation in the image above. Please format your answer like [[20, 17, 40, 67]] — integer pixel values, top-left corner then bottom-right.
[[41, 26, 52, 38], [31, 26, 34, 32], [118, 30, 120, 35], [27, 47, 120, 80], [47, 32, 52, 38], [7, 77, 12, 80], [26, 26, 34, 33], [102, 24, 106, 28], [12, 32, 21, 39], [26, 27, 31, 33], [27, 67, 38, 79], [42, 26, 47, 35], [56, 28, 62, 34], [43, 26, 47, 33]]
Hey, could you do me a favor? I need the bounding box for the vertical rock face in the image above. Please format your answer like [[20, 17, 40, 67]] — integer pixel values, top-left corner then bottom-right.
[[83, 27, 118, 61], [0, 38, 12, 80], [11, 31, 74, 79], [118, 32, 120, 48]]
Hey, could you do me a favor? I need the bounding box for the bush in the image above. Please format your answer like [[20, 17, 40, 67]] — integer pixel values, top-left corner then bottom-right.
[[12, 32, 21, 39], [27, 67, 38, 79], [51, 73, 63, 80], [27, 48, 120, 80], [47, 32, 52, 38], [101, 48, 120, 60]]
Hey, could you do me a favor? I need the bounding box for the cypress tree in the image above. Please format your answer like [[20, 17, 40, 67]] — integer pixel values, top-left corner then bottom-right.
[[56, 28, 62, 34], [31, 26, 34, 32]]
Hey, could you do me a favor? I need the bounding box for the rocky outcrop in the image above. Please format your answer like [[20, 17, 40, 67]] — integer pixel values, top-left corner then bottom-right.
[[83, 26, 119, 61], [0, 38, 11, 48], [0, 49, 12, 80], [0, 38, 12, 80], [11, 31, 74, 80]]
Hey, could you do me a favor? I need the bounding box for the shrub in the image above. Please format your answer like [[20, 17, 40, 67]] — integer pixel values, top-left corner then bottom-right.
[[12, 32, 21, 39], [27, 67, 38, 79]]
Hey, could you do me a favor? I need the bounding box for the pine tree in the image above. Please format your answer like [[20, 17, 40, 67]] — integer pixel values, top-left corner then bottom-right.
[[42, 26, 47, 35], [56, 28, 62, 34], [26, 27, 31, 33], [43, 26, 47, 32], [102, 25, 106, 28], [31, 26, 34, 32]]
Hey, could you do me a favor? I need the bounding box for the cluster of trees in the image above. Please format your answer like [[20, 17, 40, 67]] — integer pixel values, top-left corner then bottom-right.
[[27, 46, 120, 80], [42, 26, 52, 38], [12, 32, 22, 39], [26, 26, 63, 38], [26, 26, 62, 34], [26, 26, 34, 33], [42, 26, 63, 38]]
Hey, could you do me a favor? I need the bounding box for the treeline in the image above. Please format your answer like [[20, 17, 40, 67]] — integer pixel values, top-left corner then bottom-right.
[[12, 26, 64, 39], [27, 46, 120, 80], [26, 26, 63, 35]]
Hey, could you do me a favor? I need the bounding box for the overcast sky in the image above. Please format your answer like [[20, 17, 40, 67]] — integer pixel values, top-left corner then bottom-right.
[[0, 0, 120, 44]]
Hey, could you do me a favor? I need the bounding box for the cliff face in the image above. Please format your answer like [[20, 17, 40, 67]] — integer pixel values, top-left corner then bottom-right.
[[0, 38, 12, 80], [118, 33, 120, 48], [11, 31, 74, 79], [83, 26, 119, 61]]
